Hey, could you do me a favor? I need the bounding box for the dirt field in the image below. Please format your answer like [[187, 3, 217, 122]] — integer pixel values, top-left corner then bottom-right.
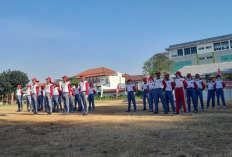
[[0, 100, 232, 157]]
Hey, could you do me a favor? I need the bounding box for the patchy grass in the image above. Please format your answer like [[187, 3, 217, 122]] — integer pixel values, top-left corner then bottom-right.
[[0, 100, 232, 157]]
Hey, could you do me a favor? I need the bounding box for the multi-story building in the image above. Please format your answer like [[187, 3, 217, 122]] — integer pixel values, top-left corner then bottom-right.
[[163, 34, 232, 73]]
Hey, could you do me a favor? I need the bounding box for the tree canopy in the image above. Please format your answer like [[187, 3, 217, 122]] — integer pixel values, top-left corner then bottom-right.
[[68, 76, 79, 87], [0, 69, 29, 94], [143, 54, 174, 77]]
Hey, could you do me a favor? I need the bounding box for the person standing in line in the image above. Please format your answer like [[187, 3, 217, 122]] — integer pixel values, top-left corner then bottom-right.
[[142, 78, 150, 111], [194, 74, 206, 112], [164, 73, 176, 113], [38, 86, 44, 111], [78, 74, 89, 115], [45, 77, 53, 115], [186, 73, 198, 113], [74, 83, 82, 111], [69, 88, 75, 113], [148, 76, 155, 112], [31, 78, 39, 115], [214, 74, 226, 109], [174, 71, 188, 114], [207, 77, 216, 109], [126, 79, 137, 112], [153, 72, 168, 114], [88, 83, 96, 111], [41, 86, 47, 112], [16, 85, 23, 112], [25, 85, 32, 112], [58, 89, 63, 111], [61, 76, 71, 115], [52, 82, 60, 112]]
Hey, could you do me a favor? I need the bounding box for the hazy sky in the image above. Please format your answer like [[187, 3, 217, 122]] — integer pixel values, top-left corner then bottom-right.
[[0, 0, 232, 83]]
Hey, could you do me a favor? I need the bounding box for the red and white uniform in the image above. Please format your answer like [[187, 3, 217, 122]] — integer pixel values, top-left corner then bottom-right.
[[207, 81, 215, 90], [174, 74, 188, 113], [61, 81, 71, 96], [164, 79, 175, 91], [26, 88, 32, 96], [53, 86, 60, 96], [45, 83, 54, 97], [142, 84, 149, 92], [31, 84, 39, 98], [186, 79, 198, 89], [42, 89, 45, 97], [89, 88, 96, 95], [79, 81, 89, 95], [148, 81, 156, 90], [154, 78, 167, 91], [126, 84, 136, 92], [38, 88, 43, 96], [16, 89, 23, 96], [74, 87, 80, 95], [214, 79, 226, 89], [194, 79, 206, 90], [70, 89, 75, 96]]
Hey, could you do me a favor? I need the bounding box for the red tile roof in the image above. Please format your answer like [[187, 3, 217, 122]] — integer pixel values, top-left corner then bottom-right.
[[124, 75, 143, 81], [74, 67, 116, 78]]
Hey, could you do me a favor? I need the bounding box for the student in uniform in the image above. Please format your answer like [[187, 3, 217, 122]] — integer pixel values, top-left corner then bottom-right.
[[88, 83, 96, 111], [38, 86, 43, 111], [16, 85, 23, 112], [174, 71, 188, 114], [74, 83, 82, 111], [142, 78, 150, 111], [207, 77, 215, 109], [25, 85, 32, 112], [153, 72, 168, 114], [58, 90, 63, 111], [79, 74, 89, 115], [69, 88, 75, 113], [194, 74, 206, 111], [214, 74, 226, 109], [186, 73, 198, 113], [31, 78, 39, 115], [126, 79, 137, 112], [164, 73, 176, 113], [41, 86, 47, 112], [52, 82, 60, 112], [148, 76, 155, 112], [61, 76, 71, 115], [45, 77, 53, 115]]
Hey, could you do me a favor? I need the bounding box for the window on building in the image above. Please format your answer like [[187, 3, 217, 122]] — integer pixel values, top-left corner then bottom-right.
[[184, 48, 190, 55], [199, 57, 205, 60], [206, 56, 212, 59], [106, 78, 108, 84], [191, 47, 197, 54], [177, 49, 183, 56], [214, 42, 221, 51], [230, 40, 232, 48], [198, 47, 204, 50], [221, 41, 229, 50], [206, 46, 212, 49]]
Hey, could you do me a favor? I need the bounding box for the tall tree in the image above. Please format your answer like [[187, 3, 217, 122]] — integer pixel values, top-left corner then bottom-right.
[[143, 54, 174, 76], [68, 76, 79, 87], [0, 69, 29, 96]]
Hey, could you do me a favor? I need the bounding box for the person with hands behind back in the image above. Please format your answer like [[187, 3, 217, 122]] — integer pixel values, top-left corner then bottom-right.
[[142, 77, 151, 111], [45, 77, 53, 115], [31, 78, 39, 115], [126, 79, 137, 112], [61, 76, 71, 115], [79, 74, 89, 115]]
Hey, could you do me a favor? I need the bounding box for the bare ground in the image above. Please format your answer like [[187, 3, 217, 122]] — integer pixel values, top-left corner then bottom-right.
[[0, 100, 232, 157]]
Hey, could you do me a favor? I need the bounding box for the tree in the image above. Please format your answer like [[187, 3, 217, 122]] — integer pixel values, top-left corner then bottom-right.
[[68, 76, 79, 87], [143, 54, 174, 77], [0, 69, 29, 97]]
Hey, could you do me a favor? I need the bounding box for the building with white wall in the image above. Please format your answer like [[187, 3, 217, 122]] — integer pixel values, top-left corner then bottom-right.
[[162, 34, 232, 74]]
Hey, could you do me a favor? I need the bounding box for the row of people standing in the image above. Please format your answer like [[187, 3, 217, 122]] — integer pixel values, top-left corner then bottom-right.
[[126, 71, 226, 114], [16, 75, 96, 115]]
